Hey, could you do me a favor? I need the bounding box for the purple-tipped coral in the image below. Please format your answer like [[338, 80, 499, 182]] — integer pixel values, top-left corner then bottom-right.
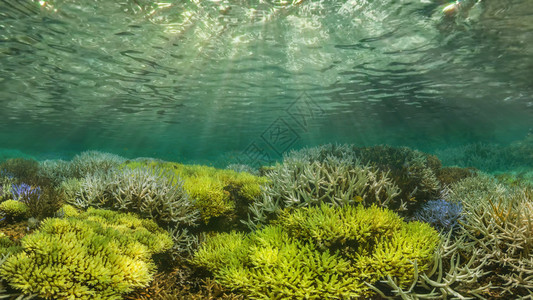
[[412, 199, 462, 232], [11, 183, 41, 202]]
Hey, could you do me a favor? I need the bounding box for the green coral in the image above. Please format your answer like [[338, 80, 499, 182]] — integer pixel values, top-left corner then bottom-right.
[[194, 205, 439, 298], [193, 225, 366, 299], [0, 208, 173, 300], [0, 200, 29, 221], [276, 204, 403, 249], [277, 204, 439, 288]]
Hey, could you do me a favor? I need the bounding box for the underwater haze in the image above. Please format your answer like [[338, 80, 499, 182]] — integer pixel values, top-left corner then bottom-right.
[[0, 0, 532, 166]]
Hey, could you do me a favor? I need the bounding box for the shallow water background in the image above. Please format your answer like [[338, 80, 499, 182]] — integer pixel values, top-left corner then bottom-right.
[[0, 0, 531, 165]]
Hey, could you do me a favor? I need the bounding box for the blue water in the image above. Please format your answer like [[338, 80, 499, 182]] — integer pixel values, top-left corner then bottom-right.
[[0, 0, 531, 167]]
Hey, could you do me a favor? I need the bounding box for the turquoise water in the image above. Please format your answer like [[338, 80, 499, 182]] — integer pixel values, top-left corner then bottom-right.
[[0, 0, 531, 166]]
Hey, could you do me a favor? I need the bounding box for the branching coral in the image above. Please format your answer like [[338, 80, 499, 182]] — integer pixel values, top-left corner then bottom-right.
[[276, 204, 440, 288], [245, 155, 400, 229], [64, 167, 199, 226], [38, 159, 72, 186], [193, 225, 367, 299], [285, 144, 442, 207], [0, 208, 173, 300], [195, 205, 440, 299], [122, 161, 267, 224], [70, 150, 126, 178], [110, 167, 198, 226], [431, 175, 533, 297], [0, 159, 40, 186], [412, 199, 463, 233]]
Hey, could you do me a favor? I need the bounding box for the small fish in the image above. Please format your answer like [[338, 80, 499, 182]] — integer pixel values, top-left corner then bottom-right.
[[355, 196, 363, 203]]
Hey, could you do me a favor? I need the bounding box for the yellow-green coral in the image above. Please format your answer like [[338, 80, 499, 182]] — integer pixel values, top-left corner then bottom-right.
[[0, 199, 29, 220], [193, 204, 439, 298], [193, 225, 366, 299], [276, 204, 403, 248], [123, 161, 267, 223], [354, 221, 440, 287], [0, 233, 22, 256], [277, 204, 439, 288], [57, 204, 80, 217], [0, 208, 172, 300]]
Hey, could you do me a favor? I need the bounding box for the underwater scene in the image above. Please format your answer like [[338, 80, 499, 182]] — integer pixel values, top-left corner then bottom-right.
[[0, 0, 532, 299]]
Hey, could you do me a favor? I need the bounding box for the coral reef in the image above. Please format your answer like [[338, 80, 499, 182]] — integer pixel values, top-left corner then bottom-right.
[[0, 233, 22, 256], [0, 208, 173, 300], [125, 268, 243, 300], [285, 144, 442, 205], [448, 176, 533, 296], [0, 159, 40, 186], [193, 225, 367, 299], [1, 147, 531, 298], [276, 204, 440, 288]]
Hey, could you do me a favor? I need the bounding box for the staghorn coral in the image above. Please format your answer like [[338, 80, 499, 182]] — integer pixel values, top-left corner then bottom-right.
[[416, 175, 533, 298], [245, 155, 400, 229], [37, 159, 73, 186], [0, 208, 173, 300], [10, 184, 39, 202], [70, 150, 126, 178], [285, 144, 442, 207], [167, 227, 199, 261], [10, 183, 63, 220], [348, 145, 442, 208], [110, 167, 198, 226], [64, 167, 199, 226], [275, 204, 403, 250]]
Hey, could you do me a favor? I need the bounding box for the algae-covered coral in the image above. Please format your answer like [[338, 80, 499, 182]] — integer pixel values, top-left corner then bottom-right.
[[0, 208, 172, 300]]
